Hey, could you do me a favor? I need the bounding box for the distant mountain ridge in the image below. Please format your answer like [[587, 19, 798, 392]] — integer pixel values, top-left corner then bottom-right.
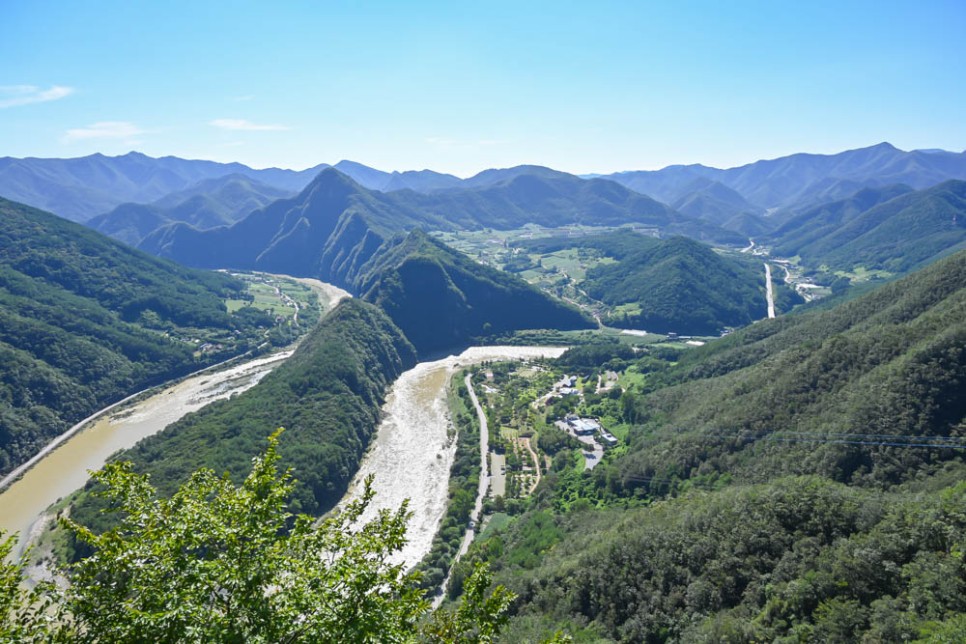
[[87, 173, 294, 246], [6, 143, 965, 225], [0, 152, 327, 222], [598, 142, 966, 212]]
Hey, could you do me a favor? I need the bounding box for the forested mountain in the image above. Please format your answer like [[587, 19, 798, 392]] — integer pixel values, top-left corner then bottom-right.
[[0, 152, 325, 222], [69, 298, 417, 544], [515, 232, 783, 335], [600, 142, 966, 212], [137, 169, 448, 284], [357, 231, 592, 353], [87, 174, 293, 246], [139, 168, 742, 294], [0, 198, 272, 477], [670, 178, 770, 237], [769, 180, 966, 272], [581, 236, 771, 334], [457, 250, 966, 642]]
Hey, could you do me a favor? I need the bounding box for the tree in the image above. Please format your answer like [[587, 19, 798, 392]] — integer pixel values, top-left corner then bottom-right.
[[2, 429, 514, 642]]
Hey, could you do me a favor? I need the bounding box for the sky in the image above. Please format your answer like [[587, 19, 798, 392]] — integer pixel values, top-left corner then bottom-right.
[[2, 0, 965, 176]]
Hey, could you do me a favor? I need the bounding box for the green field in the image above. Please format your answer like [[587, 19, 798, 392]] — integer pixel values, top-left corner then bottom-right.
[[224, 274, 319, 319]]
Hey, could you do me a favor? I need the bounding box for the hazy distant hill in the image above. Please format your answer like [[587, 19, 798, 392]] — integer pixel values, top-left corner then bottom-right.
[[0, 152, 326, 222], [600, 142, 966, 212], [0, 197, 262, 476], [88, 174, 294, 246], [333, 160, 463, 192], [670, 177, 770, 237], [771, 180, 966, 272]]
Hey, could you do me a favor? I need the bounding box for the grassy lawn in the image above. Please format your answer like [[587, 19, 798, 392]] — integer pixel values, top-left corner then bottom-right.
[[619, 365, 648, 389], [834, 265, 894, 282], [223, 273, 320, 319]]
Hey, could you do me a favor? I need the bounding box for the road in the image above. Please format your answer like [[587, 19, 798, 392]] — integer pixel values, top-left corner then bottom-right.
[[434, 372, 492, 607], [459, 374, 490, 550], [764, 262, 776, 319]]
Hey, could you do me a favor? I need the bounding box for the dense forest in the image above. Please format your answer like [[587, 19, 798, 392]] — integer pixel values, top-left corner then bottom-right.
[[449, 250, 966, 642], [358, 231, 592, 354], [0, 198, 277, 477], [516, 232, 792, 335], [768, 180, 966, 273], [67, 298, 417, 556]]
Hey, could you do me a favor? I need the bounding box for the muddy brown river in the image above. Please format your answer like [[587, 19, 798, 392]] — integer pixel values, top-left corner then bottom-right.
[[0, 351, 293, 558]]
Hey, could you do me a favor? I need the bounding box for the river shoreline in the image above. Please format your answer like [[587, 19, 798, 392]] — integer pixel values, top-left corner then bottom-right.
[[0, 349, 294, 559], [338, 345, 567, 571]]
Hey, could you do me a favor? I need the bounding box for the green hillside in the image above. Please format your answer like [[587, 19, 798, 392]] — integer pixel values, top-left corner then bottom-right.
[[451, 250, 966, 642], [68, 298, 417, 549], [770, 181, 966, 273], [0, 198, 282, 477], [0, 199, 294, 472], [358, 231, 593, 354]]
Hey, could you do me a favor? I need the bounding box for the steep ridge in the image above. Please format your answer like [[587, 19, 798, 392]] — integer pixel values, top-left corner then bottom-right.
[[0, 197, 261, 477], [357, 231, 593, 353], [68, 298, 418, 546]]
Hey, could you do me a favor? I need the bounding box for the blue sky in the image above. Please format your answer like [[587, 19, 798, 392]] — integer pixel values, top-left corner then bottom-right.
[[2, 0, 964, 176]]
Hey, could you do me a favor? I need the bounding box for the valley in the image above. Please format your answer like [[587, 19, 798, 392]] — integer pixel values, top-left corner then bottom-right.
[[1, 142, 964, 641]]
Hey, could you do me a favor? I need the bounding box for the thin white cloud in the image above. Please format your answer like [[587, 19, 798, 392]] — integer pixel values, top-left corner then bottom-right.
[[210, 118, 289, 131], [63, 121, 145, 142], [0, 85, 74, 108]]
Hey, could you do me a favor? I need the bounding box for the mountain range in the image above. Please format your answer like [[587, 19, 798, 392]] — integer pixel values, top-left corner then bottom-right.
[[598, 142, 966, 212], [137, 168, 742, 288], [768, 180, 966, 272], [5, 143, 966, 227], [87, 173, 294, 246]]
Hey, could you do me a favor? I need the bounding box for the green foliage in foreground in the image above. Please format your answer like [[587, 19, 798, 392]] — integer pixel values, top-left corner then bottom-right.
[[1, 431, 516, 643], [67, 299, 417, 558], [472, 477, 966, 643]]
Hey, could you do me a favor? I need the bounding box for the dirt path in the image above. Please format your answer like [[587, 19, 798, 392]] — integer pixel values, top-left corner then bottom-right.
[[764, 262, 776, 319], [520, 437, 541, 491]]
